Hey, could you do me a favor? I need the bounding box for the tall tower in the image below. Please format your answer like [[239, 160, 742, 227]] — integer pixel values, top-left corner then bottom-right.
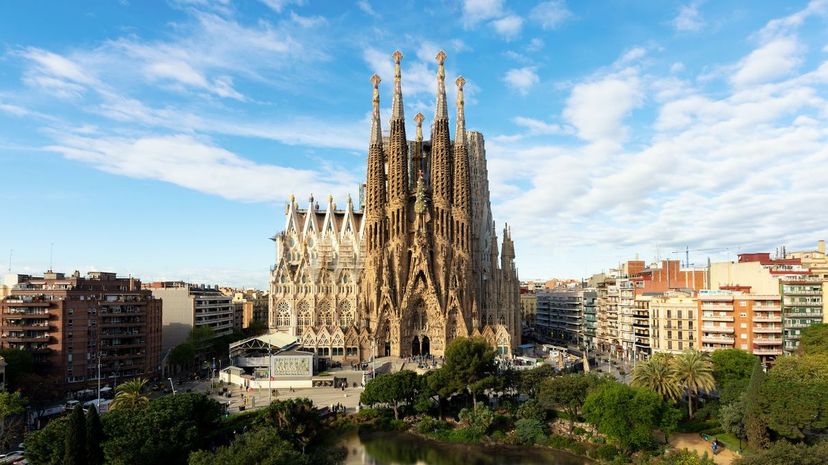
[[363, 74, 387, 331], [451, 75, 475, 329], [386, 50, 410, 304], [429, 51, 453, 302]]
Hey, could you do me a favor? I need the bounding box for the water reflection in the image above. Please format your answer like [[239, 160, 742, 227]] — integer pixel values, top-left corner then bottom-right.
[[341, 430, 592, 465]]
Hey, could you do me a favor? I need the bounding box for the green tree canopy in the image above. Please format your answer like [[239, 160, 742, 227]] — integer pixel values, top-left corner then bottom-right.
[[360, 370, 419, 419], [256, 398, 322, 452], [188, 428, 308, 465], [798, 323, 828, 356], [442, 337, 497, 407], [86, 406, 105, 465], [711, 349, 756, 404], [25, 416, 69, 465], [0, 390, 27, 450], [733, 441, 828, 465], [674, 350, 715, 418], [518, 364, 555, 397], [110, 377, 149, 411], [538, 372, 604, 435], [758, 354, 828, 441], [743, 360, 769, 449], [64, 404, 87, 465], [103, 393, 222, 465], [583, 382, 670, 454]]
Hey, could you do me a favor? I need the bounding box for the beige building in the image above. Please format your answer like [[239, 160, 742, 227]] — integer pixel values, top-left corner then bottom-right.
[[145, 282, 235, 352], [787, 240, 828, 278], [520, 292, 537, 333], [268, 51, 520, 361], [649, 292, 698, 354]]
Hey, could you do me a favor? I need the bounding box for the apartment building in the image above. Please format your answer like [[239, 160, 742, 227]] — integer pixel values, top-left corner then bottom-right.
[[535, 289, 583, 346], [145, 282, 235, 352], [649, 292, 697, 354], [618, 279, 636, 360], [595, 276, 621, 355], [632, 295, 652, 358], [520, 290, 537, 336], [786, 240, 828, 279], [697, 290, 782, 364], [583, 289, 597, 350], [780, 279, 826, 353], [0, 271, 162, 390]]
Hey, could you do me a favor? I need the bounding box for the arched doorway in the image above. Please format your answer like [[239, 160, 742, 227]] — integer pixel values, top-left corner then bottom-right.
[[411, 336, 420, 356], [421, 336, 430, 356]]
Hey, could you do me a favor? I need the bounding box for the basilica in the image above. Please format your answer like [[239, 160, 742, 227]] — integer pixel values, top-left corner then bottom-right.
[[268, 50, 520, 362]]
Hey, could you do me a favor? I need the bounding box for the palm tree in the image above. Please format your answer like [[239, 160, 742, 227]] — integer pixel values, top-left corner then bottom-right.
[[110, 378, 149, 411], [674, 350, 715, 419], [631, 353, 681, 401]]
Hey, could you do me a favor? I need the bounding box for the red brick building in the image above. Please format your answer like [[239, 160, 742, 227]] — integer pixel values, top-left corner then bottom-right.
[[0, 271, 162, 392]]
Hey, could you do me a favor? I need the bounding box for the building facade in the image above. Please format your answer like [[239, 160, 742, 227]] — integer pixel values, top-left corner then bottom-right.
[[697, 291, 782, 364], [0, 271, 162, 390], [145, 282, 235, 352], [535, 289, 583, 346], [268, 51, 520, 361], [649, 292, 698, 354], [780, 279, 825, 353]]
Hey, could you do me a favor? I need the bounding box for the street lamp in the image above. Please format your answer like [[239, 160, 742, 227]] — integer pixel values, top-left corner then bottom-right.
[[168, 377, 177, 395]]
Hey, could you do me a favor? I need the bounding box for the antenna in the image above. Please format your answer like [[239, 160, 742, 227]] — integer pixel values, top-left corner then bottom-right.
[[49, 242, 54, 272], [7, 249, 12, 273]]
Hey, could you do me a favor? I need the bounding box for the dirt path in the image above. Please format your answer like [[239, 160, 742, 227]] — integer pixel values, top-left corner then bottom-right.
[[669, 433, 738, 465]]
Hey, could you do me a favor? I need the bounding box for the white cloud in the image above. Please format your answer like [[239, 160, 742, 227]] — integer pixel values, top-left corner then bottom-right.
[[530, 1, 572, 30], [527, 38, 544, 53], [503, 67, 538, 95], [492, 15, 523, 41], [672, 2, 704, 32], [46, 133, 358, 203], [289, 11, 326, 28], [758, 0, 828, 41], [731, 37, 803, 87], [260, 0, 305, 13], [461, 0, 504, 27], [357, 0, 379, 18], [512, 116, 563, 135], [670, 62, 685, 74], [563, 73, 642, 142]]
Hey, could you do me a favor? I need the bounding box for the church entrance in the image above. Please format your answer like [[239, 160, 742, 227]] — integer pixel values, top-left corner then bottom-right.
[[421, 336, 430, 356], [384, 341, 391, 357], [411, 336, 420, 356]]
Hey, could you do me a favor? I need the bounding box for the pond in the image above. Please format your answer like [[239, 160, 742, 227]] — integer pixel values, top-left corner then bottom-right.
[[340, 430, 592, 465]]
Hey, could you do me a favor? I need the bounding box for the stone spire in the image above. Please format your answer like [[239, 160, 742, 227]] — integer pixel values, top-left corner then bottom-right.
[[387, 51, 409, 204], [455, 76, 466, 144], [452, 75, 471, 218], [434, 50, 448, 121], [370, 74, 382, 145], [391, 50, 404, 120], [365, 73, 387, 252]]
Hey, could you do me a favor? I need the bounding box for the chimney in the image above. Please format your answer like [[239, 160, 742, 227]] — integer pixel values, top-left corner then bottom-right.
[[819, 240, 825, 255]]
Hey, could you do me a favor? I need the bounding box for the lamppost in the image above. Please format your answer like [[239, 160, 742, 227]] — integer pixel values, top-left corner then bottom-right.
[[268, 343, 273, 404], [168, 377, 177, 395]]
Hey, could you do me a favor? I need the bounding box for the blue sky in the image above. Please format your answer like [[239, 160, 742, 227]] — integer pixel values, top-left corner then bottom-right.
[[1, 0, 828, 288]]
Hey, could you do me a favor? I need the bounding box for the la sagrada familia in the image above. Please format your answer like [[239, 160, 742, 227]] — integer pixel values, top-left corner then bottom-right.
[[268, 50, 519, 361]]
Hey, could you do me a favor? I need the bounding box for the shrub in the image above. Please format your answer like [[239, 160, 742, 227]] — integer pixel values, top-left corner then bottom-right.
[[595, 444, 620, 461], [415, 417, 447, 434], [514, 418, 545, 445], [458, 404, 494, 435], [516, 399, 545, 422]]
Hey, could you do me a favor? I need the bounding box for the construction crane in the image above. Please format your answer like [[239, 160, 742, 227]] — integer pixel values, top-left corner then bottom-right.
[[671, 246, 736, 268]]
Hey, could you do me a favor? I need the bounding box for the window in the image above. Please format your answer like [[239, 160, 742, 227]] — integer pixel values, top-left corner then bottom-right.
[[276, 302, 291, 327], [740, 301, 747, 307], [741, 333, 747, 339], [740, 312, 747, 317], [740, 322, 747, 328]]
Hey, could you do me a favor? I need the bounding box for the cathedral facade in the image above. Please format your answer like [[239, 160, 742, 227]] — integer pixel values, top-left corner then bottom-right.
[[268, 51, 520, 362]]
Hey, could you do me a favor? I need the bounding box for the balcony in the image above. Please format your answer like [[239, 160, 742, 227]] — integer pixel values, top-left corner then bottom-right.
[[702, 315, 734, 322], [0, 323, 54, 331], [753, 338, 783, 346], [0, 311, 51, 319], [785, 312, 822, 318], [753, 305, 781, 311], [702, 335, 735, 344], [702, 326, 735, 334], [752, 326, 781, 334], [701, 304, 732, 311], [753, 316, 782, 323], [752, 348, 783, 356], [4, 335, 50, 343]]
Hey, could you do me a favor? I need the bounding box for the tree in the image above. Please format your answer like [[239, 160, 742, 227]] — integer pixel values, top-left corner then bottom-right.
[[710, 349, 756, 404], [360, 370, 419, 419], [798, 323, 828, 356], [110, 377, 149, 411], [673, 350, 715, 419], [64, 404, 87, 465], [419, 368, 459, 419], [631, 353, 681, 402], [719, 399, 746, 451], [0, 348, 34, 390], [733, 441, 828, 465], [743, 360, 769, 450], [103, 393, 222, 465], [442, 337, 497, 407], [457, 404, 494, 435], [187, 429, 306, 465], [86, 406, 105, 465], [538, 373, 602, 435], [583, 382, 666, 454], [0, 390, 27, 450], [26, 416, 69, 465], [170, 342, 197, 368], [256, 398, 322, 453], [514, 418, 545, 445], [518, 364, 555, 397], [19, 373, 63, 427], [758, 354, 828, 441]]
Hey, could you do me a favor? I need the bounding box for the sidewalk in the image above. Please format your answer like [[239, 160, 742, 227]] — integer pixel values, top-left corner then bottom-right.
[[669, 433, 737, 465]]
